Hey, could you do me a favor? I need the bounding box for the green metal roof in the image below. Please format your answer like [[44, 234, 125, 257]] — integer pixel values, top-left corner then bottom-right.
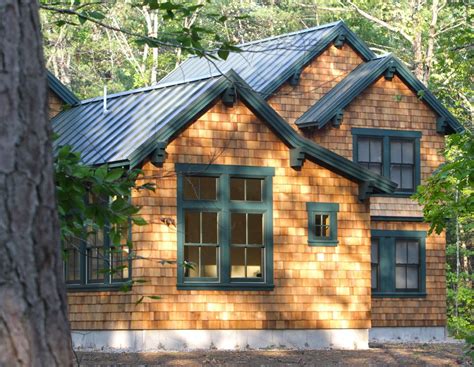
[[295, 54, 464, 134], [47, 71, 80, 106]]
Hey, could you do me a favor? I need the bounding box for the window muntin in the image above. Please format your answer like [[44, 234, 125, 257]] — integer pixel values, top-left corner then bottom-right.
[[63, 195, 132, 290], [395, 240, 420, 290], [390, 140, 415, 191], [357, 137, 383, 174], [183, 211, 219, 279], [371, 230, 426, 297], [306, 203, 339, 246], [352, 129, 421, 194], [183, 176, 217, 200], [176, 164, 274, 290], [371, 238, 379, 291]]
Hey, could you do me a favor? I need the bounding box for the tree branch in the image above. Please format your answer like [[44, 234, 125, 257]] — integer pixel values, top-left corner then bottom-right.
[[343, 0, 413, 44]]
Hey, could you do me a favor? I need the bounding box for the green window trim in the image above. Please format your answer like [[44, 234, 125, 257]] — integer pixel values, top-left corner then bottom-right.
[[176, 163, 275, 290], [371, 229, 426, 298], [306, 202, 339, 246], [352, 128, 421, 196], [64, 213, 133, 292]]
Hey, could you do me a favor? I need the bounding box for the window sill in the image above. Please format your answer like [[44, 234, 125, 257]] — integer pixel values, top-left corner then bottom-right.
[[372, 292, 427, 298], [308, 240, 339, 247], [66, 283, 129, 292], [371, 192, 416, 198], [177, 283, 274, 291]]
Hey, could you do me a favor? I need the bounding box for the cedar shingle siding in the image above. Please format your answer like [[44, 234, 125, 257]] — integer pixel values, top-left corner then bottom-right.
[[53, 22, 459, 333]]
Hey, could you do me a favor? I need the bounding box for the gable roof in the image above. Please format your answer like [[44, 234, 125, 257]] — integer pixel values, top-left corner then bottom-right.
[[159, 21, 375, 98], [295, 54, 464, 134], [53, 69, 397, 194], [47, 71, 80, 106]]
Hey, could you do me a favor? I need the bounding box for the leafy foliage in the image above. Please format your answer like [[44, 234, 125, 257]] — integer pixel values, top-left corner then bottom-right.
[[55, 144, 154, 276]]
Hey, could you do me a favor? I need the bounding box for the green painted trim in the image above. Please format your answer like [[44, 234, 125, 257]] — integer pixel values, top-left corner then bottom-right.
[[351, 128, 422, 138], [372, 292, 427, 298], [176, 164, 274, 290], [177, 284, 275, 291], [225, 71, 397, 195], [175, 163, 275, 177], [371, 229, 426, 298], [352, 129, 421, 194], [127, 77, 229, 168], [259, 21, 376, 99], [296, 55, 464, 134], [66, 284, 127, 292], [371, 216, 424, 222], [306, 202, 339, 246], [47, 70, 80, 106]]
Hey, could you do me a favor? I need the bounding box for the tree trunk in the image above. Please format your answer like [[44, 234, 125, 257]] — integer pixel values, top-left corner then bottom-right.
[[0, 1, 73, 366]]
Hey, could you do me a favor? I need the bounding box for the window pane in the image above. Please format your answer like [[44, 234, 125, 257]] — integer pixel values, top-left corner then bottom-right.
[[202, 212, 218, 244], [396, 241, 407, 264], [407, 241, 419, 264], [370, 139, 382, 163], [401, 166, 414, 189], [231, 213, 246, 244], [87, 247, 105, 282], [407, 267, 419, 289], [390, 165, 401, 187], [230, 178, 245, 200], [371, 239, 378, 263], [246, 179, 262, 201], [390, 141, 402, 164], [368, 163, 382, 175], [402, 141, 414, 163], [371, 266, 377, 289], [358, 138, 370, 162], [184, 211, 200, 243], [184, 246, 199, 277], [183, 176, 199, 200], [200, 177, 217, 200], [231, 246, 245, 277], [315, 214, 330, 238], [396, 266, 406, 289], [248, 214, 263, 245], [65, 243, 81, 282], [247, 247, 263, 278], [201, 246, 218, 278], [111, 245, 130, 280]]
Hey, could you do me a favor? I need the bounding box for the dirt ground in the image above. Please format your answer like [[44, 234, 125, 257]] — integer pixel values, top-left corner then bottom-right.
[[75, 343, 471, 366]]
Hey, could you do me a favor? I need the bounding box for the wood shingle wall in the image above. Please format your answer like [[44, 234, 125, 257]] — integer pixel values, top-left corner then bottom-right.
[[68, 100, 374, 330]]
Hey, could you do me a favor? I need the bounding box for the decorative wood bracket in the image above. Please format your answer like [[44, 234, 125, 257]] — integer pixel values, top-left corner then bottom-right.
[[150, 141, 168, 167], [436, 117, 448, 134], [358, 180, 374, 202], [384, 65, 397, 80], [290, 147, 305, 169], [289, 69, 302, 86], [334, 34, 346, 49], [222, 87, 237, 107], [331, 109, 344, 128]]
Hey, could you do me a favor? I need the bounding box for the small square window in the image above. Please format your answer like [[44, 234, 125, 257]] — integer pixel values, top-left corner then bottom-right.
[[306, 203, 339, 246]]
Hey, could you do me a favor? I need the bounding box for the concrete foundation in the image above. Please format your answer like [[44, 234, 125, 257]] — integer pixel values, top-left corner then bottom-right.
[[72, 329, 369, 351], [369, 327, 447, 343]]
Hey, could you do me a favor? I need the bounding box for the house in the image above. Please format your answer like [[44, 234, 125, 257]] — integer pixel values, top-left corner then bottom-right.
[[50, 21, 463, 350], [47, 70, 80, 117]]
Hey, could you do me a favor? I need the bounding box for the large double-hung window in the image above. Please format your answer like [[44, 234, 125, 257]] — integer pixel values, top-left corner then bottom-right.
[[352, 128, 421, 194], [176, 164, 274, 290]]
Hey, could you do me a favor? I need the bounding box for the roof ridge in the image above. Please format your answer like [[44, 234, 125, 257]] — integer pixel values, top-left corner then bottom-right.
[[80, 74, 223, 105]]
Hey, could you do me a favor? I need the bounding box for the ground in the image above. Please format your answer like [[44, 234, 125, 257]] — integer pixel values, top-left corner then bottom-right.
[[75, 343, 470, 366]]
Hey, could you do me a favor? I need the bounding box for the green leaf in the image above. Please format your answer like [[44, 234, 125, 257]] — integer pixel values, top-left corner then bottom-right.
[[131, 217, 147, 226], [105, 168, 124, 182]]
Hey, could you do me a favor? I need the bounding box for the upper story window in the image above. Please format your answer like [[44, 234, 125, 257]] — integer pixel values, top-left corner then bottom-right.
[[352, 128, 421, 194], [306, 203, 339, 246], [176, 164, 274, 290], [371, 230, 426, 297], [64, 195, 131, 291]]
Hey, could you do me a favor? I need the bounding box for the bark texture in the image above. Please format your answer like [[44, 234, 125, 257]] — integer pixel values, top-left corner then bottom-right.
[[0, 1, 73, 366]]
